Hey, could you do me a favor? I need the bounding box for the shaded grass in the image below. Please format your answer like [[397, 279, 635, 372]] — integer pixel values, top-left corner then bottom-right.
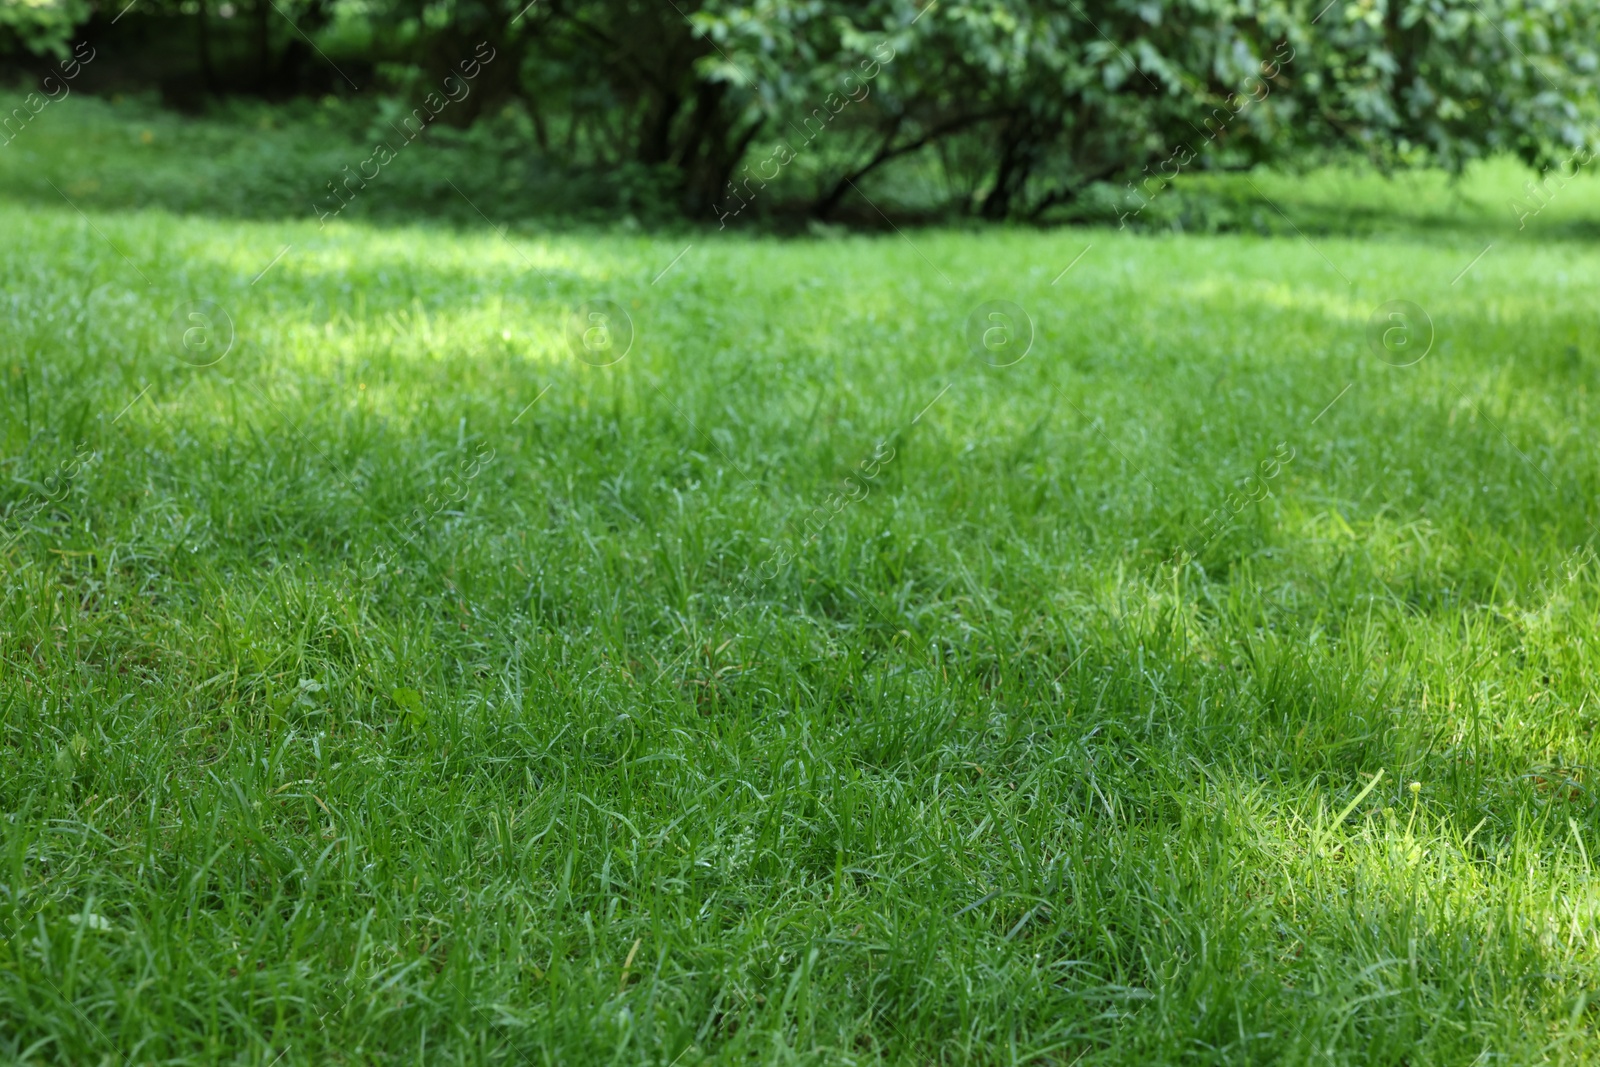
[[3, 103, 1600, 1065], [5, 87, 1600, 239]]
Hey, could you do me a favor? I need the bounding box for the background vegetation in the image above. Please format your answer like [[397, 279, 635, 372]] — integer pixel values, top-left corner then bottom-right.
[[4, 0, 1599, 225]]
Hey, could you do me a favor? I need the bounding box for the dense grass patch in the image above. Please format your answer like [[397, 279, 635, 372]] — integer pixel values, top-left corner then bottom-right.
[[4, 100, 1600, 1065]]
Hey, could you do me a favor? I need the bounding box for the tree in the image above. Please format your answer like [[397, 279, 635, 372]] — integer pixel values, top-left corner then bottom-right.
[[665, 0, 1600, 220], [7, 0, 1595, 221], [0, 0, 92, 57]]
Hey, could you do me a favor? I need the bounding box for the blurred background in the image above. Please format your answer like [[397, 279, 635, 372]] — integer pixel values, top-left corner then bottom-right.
[[3, 0, 1598, 233]]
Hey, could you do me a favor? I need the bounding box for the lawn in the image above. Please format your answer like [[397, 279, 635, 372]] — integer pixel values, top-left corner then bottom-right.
[[4, 100, 1600, 1065]]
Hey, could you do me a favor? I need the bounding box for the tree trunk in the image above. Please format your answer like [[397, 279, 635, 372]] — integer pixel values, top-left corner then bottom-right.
[[196, 0, 216, 94], [638, 89, 683, 166], [981, 110, 1049, 220], [254, 0, 272, 92]]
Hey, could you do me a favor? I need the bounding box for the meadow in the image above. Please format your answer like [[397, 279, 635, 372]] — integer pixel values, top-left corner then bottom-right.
[[4, 97, 1600, 1065]]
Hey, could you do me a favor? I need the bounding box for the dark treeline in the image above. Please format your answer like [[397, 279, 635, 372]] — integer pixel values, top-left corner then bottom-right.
[[3, 0, 1597, 225]]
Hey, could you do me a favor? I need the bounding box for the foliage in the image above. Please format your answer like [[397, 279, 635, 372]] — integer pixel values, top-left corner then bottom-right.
[[5, 0, 1597, 220], [683, 0, 1600, 219], [0, 0, 90, 57]]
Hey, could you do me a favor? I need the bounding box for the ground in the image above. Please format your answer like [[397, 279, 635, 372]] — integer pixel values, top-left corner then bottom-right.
[[3, 99, 1600, 1065]]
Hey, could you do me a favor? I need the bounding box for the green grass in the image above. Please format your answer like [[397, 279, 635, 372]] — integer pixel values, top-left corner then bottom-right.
[[0, 89, 676, 226], [6, 99, 1600, 1066]]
